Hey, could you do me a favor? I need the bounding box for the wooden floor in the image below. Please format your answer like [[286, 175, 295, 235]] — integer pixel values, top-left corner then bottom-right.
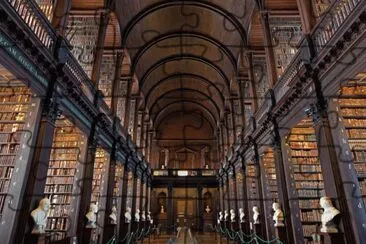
[[141, 231, 234, 244]]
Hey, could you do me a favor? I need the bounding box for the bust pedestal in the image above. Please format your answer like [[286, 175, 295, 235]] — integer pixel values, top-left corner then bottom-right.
[[275, 226, 287, 243], [230, 221, 238, 231], [321, 233, 345, 244], [27, 233, 51, 244], [119, 222, 131, 241], [252, 223, 262, 236]]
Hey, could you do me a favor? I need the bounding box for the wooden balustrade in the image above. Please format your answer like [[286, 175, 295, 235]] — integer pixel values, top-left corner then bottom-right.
[[6, 0, 55, 50]]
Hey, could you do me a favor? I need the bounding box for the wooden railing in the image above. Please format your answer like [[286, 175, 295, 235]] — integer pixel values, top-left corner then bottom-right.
[[312, 0, 362, 55], [6, 0, 56, 50]]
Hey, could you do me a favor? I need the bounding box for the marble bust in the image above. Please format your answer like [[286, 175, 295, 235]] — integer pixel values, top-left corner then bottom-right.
[[224, 210, 229, 221], [230, 209, 236, 222], [30, 198, 50, 234], [135, 209, 140, 222], [253, 206, 260, 224], [239, 208, 245, 223], [218, 211, 223, 223], [141, 211, 146, 221], [272, 202, 284, 227], [109, 206, 117, 225], [205, 205, 211, 213], [86, 203, 98, 229], [320, 197, 340, 233], [160, 205, 165, 213], [125, 207, 132, 223], [147, 211, 154, 224]]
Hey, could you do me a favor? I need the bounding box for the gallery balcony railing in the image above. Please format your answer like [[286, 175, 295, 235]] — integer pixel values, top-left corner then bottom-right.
[[152, 169, 218, 177], [5, 0, 56, 51]]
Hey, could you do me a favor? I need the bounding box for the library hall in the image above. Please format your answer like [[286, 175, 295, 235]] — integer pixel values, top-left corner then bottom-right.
[[0, 0, 365, 243]]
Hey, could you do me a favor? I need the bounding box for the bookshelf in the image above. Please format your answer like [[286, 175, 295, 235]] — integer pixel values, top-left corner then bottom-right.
[[338, 83, 366, 211], [126, 171, 134, 210], [0, 85, 32, 220], [113, 163, 124, 208], [287, 119, 324, 242], [261, 148, 279, 201], [99, 55, 116, 109], [44, 118, 85, 241], [91, 148, 110, 204]]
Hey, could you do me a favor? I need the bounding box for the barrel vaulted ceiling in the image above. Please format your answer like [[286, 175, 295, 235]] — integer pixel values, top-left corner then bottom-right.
[[112, 0, 255, 128]]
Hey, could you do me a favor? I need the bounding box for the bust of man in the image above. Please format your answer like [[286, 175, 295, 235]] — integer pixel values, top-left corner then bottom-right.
[[272, 203, 284, 227], [253, 206, 260, 224], [135, 209, 140, 222], [109, 206, 117, 225], [230, 209, 236, 222], [239, 208, 245, 223], [86, 203, 98, 229], [218, 211, 223, 223], [31, 198, 50, 234], [224, 210, 229, 221], [320, 197, 340, 233], [141, 211, 146, 221], [125, 207, 132, 223], [205, 205, 211, 213], [147, 211, 154, 224], [160, 205, 165, 213]]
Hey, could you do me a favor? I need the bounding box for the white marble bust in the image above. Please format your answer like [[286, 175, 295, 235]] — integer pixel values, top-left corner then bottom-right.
[[239, 208, 245, 223], [135, 209, 140, 222], [125, 207, 132, 223], [272, 203, 284, 227], [109, 206, 117, 225], [86, 203, 98, 229], [218, 211, 223, 223], [31, 198, 50, 234], [205, 205, 211, 213], [160, 205, 165, 213], [147, 211, 153, 224], [141, 211, 146, 221], [224, 210, 229, 221], [230, 209, 236, 222], [253, 206, 260, 224], [320, 197, 340, 233]]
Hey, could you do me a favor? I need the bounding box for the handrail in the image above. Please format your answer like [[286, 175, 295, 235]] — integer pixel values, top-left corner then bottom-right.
[[5, 0, 56, 51]]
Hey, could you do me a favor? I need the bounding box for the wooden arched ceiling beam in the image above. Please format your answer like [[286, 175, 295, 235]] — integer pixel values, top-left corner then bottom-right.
[[152, 101, 218, 131], [149, 88, 221, 120], [139, 54, 230, 90], [130, 31, 237, 74], [144, 73, 225, 109], [120, 0, 247, 48]]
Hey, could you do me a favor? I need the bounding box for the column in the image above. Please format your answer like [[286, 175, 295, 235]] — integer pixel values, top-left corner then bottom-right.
[[230, 168, 239, 223], [118, 164, 132, 241], [167, 184, 173, 231], [76, 122, 100, 243], [51, 0, 72, 35], [102, 141, 119, 243], [270, 120, 295, 244], [260, 13, 277, 87], [308, 91, 359, 243], [11, 96, 58, 243], [111, 51, 123, 116], [296, 0, 316, 34], [91, 12, 110, 85], [247, 53, 258, 112], [197, 185, 204, 231]]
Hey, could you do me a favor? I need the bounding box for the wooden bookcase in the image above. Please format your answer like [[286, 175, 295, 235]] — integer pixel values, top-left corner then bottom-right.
[[260, 148, 279, 239], [44, 117, 85, 241], [0, 85, 32, 220], [287, 119, 324, 243], [338, 84, 366, 212]]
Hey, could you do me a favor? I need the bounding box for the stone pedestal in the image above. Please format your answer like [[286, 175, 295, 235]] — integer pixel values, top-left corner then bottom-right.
[[274, 226, 287, 243], [321, 233, 346, 244]]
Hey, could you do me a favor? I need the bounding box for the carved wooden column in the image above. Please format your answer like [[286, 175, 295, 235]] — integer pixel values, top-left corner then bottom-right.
[[238, 158, 250, 233], [76, 120, 100, 243], [197, 185, 204, 231], [167, 184, 173, 231], [51, 0, 72, 35], [260, 12, 278, 87], [111, 51, 123, 116], [296, 0, 316, 34], [270, 119, 295, 244], [120, 76, 132, 129], [14, 95, 59, 244], [130, 165, 139, 233], [247, 53, 258, 112], [91, 11, 110, 85], [102, 138, 120, 243], [307, 75, 357, 243], [118, 162, 132, 241]]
